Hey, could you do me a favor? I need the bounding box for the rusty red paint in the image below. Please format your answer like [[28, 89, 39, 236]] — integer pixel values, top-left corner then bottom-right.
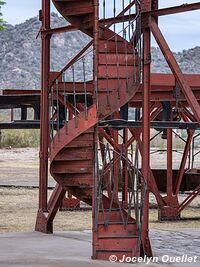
[[30, 0, 200, 261]]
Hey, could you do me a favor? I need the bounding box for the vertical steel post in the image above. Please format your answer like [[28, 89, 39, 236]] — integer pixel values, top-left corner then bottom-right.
[[140, 0, 152, 256], [39, 0, 51, 211], [167, 129, 173, 200], [141, 26, 152, 256], [122, 128, 128, 206], [113, 129, 119, 202], [92, 0, 99, 259], [11, 108, 14, 121]]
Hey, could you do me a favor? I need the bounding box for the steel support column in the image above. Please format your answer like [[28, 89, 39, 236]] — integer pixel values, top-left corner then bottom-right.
[[31, 0, 200, 259], [167, 129, 173, 200], [158, 129, 180, 221], [141, 24, 152, 256], [35, 0, 51, 232], [92, 0, 99, 260], [122, 128, 128, 206], [113, 129, 119, 202]]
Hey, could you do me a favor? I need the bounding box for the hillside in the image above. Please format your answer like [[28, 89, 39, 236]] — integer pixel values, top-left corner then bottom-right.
[[151, 46, 200, 74], [0, 13, 199, 90], [0, 13, 90, 89]]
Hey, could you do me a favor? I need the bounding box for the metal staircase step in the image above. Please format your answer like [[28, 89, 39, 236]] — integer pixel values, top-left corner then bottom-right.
[[98, 235, 139, 239], [54, 151, 94, 161], [99, 53, 137, 66], [97, 249, 133, 252], [99, 40, 133, 54], [98, 65, 134, 79], [54, 0, 94, 36], [61, 176, 92, 187], [52, 159, 93, 167], [56, 81, 93, 94], [98, 237, 139, 250], [98, 78, 129, 91], [97, 223, 138, 236], [62, 5, 93, 16], [52, 165, 93, 174], [98, 210, 134, 223], [63, 173, 93, 179], [65, 140, 93, 148], [97, 221, 135, 225]]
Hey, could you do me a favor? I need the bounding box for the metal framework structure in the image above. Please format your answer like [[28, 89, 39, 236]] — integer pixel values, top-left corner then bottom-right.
[[1, 0, 200, 262]]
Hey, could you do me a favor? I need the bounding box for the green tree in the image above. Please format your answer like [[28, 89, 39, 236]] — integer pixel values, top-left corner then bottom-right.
[[0, 0, 5, 30]]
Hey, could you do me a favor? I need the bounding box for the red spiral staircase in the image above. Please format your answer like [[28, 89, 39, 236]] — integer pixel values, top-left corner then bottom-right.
[[36, 0, 150, 261], [12, 0, 199, 262]]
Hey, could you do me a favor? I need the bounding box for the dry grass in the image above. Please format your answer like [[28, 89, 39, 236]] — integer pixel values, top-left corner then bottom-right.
[[0, 188, 199, 234], [0, 188, 92, 233], [0, 188, 38, 232], [0, 161, 38, 169], [149, 209, 200, 229]]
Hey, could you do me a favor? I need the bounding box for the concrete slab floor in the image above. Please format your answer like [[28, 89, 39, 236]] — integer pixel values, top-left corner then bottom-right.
[[0, 229, 199, 267]]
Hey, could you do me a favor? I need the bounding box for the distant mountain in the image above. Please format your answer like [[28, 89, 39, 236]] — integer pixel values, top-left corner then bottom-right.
[[151, 46, 200, 74], [0, 13, 90, 89], [0, 13, 199, 90]]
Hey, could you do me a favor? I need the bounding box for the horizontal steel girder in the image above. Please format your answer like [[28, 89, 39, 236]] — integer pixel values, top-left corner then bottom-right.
[[1, 74, 200, 109]]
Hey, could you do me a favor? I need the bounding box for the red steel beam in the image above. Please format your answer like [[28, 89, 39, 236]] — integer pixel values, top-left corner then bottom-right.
[[178, 184, 200, 214], [100, 14, 136, 27], [141, 25, 152, 256], [92, 0, 99, 260], [150, 19, 200, 122], [41, 24, 77, 35], [133, 73, 200, 104], [150, 104, 163, 120], [47, 184, 66, 223], [150, 2, 200, 17], [38, 0, 51, 212], [151, 74, 200, 89], [0, 89, 40, 95], [167, 129, 173, 200], [1, 73, 200, 96], [179, 103, 197, 122], [105, 0, 136, 28]]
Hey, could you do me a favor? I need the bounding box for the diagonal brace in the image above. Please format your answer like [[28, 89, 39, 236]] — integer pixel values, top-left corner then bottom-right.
[[150, 18, 200, 123]]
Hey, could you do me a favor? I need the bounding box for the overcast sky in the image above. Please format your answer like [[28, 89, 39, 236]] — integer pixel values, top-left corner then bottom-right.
[[1, 0, 200, 52]]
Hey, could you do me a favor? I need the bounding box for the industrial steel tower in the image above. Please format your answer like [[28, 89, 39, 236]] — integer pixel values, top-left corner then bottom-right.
[[35, 0, 200, 261]]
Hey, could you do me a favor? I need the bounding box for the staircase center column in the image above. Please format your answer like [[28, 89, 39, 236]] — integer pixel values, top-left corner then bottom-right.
[[141, 0, 153, 257], [92, 0, 99, 260]]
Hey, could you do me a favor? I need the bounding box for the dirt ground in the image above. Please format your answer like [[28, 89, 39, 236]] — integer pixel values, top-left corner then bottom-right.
[[0, 148, 199, 233], [0, 148, 55, 187]]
